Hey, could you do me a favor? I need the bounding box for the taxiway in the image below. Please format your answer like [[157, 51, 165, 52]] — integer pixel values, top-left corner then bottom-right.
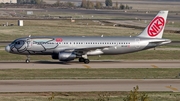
[[0, 79, 179, 92]]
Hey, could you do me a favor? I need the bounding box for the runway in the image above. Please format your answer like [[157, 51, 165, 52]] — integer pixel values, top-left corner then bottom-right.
[[0, 60, 179, 69], [0, 79, 179, 92]]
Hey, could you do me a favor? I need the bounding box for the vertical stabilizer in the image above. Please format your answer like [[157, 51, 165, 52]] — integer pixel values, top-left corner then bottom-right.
[[138, 11, 168, 38]]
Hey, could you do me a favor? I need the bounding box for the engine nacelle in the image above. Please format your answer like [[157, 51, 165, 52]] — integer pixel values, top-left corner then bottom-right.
[[58, 52, 76, 61]]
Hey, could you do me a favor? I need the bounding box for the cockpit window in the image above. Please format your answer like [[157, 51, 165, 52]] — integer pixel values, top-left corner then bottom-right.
[[11, 40, 18, 44], [15, 42, 21, 44], [13, 40, 25, 45]]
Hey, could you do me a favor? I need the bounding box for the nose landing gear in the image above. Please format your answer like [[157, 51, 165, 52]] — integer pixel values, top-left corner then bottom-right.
[[25, 55, 30, 63]]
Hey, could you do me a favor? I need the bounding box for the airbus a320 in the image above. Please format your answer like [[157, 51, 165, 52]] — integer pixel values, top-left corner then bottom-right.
[[5, 11, 171, 64]]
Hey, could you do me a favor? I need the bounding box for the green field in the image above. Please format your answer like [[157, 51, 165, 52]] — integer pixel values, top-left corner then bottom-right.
[[0, 20, 140, 41], [0, 68, 179, 80], [0, 20, 180, 41]]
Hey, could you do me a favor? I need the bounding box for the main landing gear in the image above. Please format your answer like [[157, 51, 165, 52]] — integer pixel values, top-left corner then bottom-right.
[[79, 57, 90, 64]]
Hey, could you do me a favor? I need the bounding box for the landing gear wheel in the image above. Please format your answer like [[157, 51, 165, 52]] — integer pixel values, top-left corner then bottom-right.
[[25, 59, 30, 63], [84, 59, 90, 64], [25, 55, 30, 63], [79, 58, 85, 62]]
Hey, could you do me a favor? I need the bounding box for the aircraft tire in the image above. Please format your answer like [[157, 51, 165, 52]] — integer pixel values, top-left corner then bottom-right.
[[79, 58, 85, 62], [84, 59, 90, 64], [25, 59, 30, 63]]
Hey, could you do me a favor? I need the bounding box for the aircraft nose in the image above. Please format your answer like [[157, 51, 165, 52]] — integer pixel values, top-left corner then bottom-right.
[[5, 45, 10, 52]]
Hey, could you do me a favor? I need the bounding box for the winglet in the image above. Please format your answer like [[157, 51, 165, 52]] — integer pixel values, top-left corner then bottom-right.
[[138, 11, 168, 38]]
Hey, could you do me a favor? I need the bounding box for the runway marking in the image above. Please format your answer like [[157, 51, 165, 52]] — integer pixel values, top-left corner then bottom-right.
[[151, 65, 158, 68], [83, 65, 91, 69], [166, 86, 179, 92]]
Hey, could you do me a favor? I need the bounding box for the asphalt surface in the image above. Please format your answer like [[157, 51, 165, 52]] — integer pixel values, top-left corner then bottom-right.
[[0, 60, 179, 69], [0, 79, 179, 92]]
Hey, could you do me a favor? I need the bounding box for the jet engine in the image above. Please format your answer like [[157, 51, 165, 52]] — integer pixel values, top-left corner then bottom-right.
[[58, 52, 77, 61], [52, 52, 77, 61]]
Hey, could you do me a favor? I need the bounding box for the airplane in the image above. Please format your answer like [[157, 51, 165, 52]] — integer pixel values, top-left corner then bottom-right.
[[5, 11, 171, 64]]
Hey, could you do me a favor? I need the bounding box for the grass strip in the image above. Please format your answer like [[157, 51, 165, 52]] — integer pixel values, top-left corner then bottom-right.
[[0, 92, 179, 101], [0, 20, 180, 41], [0, 68, 179, 80]]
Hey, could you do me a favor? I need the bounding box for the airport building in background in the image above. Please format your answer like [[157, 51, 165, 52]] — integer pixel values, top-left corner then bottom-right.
[[0, 0, 17, 3]]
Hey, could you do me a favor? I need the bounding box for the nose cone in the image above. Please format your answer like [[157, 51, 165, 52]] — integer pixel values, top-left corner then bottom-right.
[[5, 45, 10, 52]]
